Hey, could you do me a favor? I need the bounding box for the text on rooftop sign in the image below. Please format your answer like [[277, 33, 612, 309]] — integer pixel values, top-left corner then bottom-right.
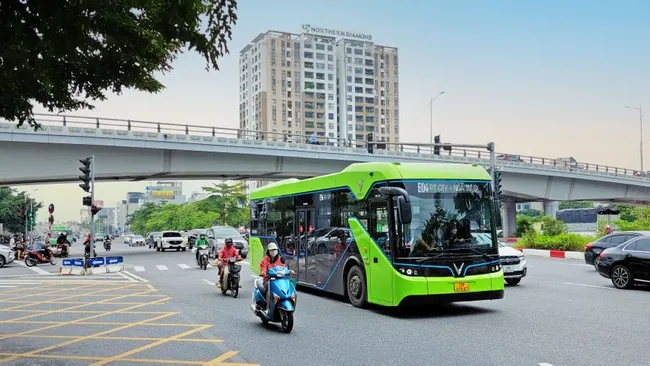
[[302, 24, 372, 41]]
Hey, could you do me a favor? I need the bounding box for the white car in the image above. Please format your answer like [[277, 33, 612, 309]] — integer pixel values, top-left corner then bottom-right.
[[157, 231, 187, 252], [0, 244, 16, 268], [498, 242, 527, 285], [129, 235, 145, 246]]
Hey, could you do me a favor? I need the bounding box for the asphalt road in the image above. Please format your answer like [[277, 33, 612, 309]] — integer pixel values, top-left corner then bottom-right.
[[2, 238, 649, 365]]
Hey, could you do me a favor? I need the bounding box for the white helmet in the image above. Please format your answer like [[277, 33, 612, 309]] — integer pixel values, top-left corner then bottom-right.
[[267, 243, 278, 251]]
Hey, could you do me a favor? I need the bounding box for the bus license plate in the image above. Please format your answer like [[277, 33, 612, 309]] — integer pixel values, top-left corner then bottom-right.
[[454, 282, 470, 292]]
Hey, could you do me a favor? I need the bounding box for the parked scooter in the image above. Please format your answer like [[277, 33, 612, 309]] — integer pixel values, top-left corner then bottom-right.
[[250, 266, 296, 333], [220, 257, 242, 297], [104, 239, 111, 251], [24, 247, 56, 267]]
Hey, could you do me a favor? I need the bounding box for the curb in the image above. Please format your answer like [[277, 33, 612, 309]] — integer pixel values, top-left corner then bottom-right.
[[514, 248, 584, 260]]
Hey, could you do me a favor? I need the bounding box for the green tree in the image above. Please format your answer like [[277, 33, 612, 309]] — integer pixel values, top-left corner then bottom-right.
[[0, 188, 42, 234], [202, 182, 248, 225], [1, 0, 238, 129], [559, 201, 593, 209], [518, 208, 542, 217]]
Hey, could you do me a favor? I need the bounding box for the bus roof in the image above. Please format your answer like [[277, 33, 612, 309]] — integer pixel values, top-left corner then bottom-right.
[[249, 162, 491, 201]]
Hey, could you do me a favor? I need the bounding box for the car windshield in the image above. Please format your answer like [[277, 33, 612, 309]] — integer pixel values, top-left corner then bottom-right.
[[195, 229, 207, 235], [213, 227, 241, 238], [162, 232, 181, 237], [398, 181, 497, 257], [133, 235, 144, 240]]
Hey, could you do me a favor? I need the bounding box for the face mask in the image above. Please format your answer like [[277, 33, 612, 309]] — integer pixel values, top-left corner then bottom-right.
[[269, 249, 278, 257]]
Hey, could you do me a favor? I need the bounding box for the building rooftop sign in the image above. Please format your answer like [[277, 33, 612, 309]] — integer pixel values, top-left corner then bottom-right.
[[302, 24, 372, 41]]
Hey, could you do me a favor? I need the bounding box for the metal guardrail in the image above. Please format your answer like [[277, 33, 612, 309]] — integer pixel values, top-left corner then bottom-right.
[[2, 113, 648, 181]]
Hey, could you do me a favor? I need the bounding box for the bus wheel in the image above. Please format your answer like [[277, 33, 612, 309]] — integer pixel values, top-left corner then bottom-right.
[[346, 266, 367, 308]]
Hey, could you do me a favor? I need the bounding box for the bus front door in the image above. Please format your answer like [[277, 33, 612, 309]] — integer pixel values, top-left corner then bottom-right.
[[296, 209, 316, 285]]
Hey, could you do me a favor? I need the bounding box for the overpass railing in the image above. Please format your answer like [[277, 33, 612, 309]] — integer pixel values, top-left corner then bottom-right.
[[3, 113, 647, 181]]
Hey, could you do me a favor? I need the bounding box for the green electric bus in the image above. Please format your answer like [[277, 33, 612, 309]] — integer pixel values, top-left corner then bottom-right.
[[248, 162, 504, 308], [49, 225, 74, 246]]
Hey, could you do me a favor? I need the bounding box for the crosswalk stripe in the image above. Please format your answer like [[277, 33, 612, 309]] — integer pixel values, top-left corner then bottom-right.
[[134, 266, 145, 272], [178, 264, 191, 269], [156, 265, 168, 271]]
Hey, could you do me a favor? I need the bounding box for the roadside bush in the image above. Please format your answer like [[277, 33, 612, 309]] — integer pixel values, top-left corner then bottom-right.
[[515, 216, 535, 237], [517, 232, 595, 252], [539, 216, 567, 236]]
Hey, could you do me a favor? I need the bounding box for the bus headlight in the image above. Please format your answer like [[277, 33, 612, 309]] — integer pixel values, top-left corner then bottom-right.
[[489, 264, 501, 272], [397, 267, 420, 276]]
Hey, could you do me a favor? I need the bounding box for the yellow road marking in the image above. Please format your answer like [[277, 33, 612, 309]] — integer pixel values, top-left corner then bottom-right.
[[0, 300, 154, 305], [0, 289, 166, 341], [0, 353, 257, 365], [91, 324, 213, 365], [0, 283, 140, 314], [0, 309, 173, 314], [204, 350, 240, 365], [1, 283, 99, 302], [0, 303, 176, 363], [0, 334, 224, 343], [3, 321, 204, 326]]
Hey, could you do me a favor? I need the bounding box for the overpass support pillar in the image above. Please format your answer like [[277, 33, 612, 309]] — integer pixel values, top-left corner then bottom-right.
[[544, 201, 559, 218], [503, 201, 517, 238]]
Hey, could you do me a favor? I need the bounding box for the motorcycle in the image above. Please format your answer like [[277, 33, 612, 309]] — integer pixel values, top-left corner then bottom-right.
[[250, 266, 296, 333], [24, 247, 56, 267], [196, 246, 209, 270], [104, 239, 111, 251], [220, 257, 242, 297], [55, 243, 69, 257]]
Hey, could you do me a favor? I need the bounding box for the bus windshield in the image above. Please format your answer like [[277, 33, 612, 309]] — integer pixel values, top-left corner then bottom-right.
[[398, 181, 497, 257]]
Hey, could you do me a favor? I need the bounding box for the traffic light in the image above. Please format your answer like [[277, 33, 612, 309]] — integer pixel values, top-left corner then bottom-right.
[[29, 210, 34, 226], [90, 205, 102, 216], [434, 135, 440, 155], [79, 157, 92, 192], [82, 196, 92, 206], [367, 133, 374, 154]]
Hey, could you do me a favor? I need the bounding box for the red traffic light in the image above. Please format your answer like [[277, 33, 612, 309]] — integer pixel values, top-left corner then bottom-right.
[[48, 203, 55, 214], [48, 215, 54, 224]]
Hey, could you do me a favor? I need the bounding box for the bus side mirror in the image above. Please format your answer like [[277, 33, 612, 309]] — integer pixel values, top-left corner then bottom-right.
[[397, 196, 412, 225]]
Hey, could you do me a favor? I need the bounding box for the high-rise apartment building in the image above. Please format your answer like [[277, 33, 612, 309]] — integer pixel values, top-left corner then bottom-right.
[[239, 25, 399, 147]]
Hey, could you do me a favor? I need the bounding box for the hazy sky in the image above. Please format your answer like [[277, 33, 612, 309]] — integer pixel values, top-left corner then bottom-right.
[[13, 0, 650, 222]]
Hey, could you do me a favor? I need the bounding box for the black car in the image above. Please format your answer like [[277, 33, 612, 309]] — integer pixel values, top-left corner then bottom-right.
[[584, 231, 650, 269], [596, 236, 650, 289]]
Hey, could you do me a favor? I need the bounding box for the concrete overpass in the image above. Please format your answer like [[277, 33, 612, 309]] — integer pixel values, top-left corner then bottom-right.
[[2, 114, 650, 236]]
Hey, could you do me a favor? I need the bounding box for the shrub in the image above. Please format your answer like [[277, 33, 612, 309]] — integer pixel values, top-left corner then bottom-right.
[[517, 232, 595, 252], [539, 216, 567, 236], [515, 216, 535, 237]]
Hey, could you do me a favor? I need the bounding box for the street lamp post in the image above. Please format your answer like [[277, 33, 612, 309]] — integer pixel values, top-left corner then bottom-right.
[[625, 105, 644, 173], [429, 91, 446, 147]]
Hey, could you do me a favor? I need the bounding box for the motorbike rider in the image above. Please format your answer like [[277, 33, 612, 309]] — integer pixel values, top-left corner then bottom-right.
[[259, 242, 286, 314], [194, 233, 208, 263], [56, 233, 70, 256], [83, 234, 94, 257], [217, 238, 242, 288]]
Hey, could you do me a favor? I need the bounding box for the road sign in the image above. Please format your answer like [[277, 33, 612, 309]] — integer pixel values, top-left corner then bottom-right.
[[62, 259, 74, 266], [106, 256, 123, 265], [48, 203, 55, 214], [64, 258, 85, 267], [89, 257, 105, 266]]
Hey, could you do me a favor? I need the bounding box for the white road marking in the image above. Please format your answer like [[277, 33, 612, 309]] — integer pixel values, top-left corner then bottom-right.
[[116, 271, 138, 283], [539, 363, 553, 366], [562, 282, 614, 290], [156, 265, 168, 271], [242, 261, 250, 265], [121, 271, 149, 283], [17, 261, 54, 275], [202, 279, 215, 286], [178, 264, 191, 269], [0, 285, 17, 288], [133, 266, 145, 272], [207, 264, 213, 268]]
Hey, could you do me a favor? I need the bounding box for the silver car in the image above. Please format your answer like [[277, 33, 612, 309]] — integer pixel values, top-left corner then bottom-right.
[[206, 226, 248, 259]]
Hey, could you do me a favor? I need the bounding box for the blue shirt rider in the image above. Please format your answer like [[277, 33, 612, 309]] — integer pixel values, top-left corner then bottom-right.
[[309, 134, 316, 144]]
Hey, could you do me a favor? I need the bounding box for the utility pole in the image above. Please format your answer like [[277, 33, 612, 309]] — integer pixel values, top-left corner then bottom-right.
[[625, 105, 644, 174]]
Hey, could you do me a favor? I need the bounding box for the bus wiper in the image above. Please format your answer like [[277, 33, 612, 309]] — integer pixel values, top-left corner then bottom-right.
[[444, 247, 493, 262]]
